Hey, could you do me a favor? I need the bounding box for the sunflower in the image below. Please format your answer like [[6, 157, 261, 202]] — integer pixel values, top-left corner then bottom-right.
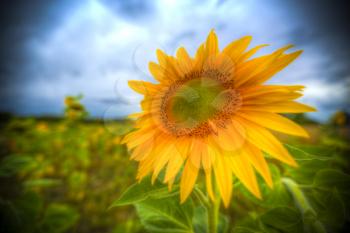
[[123, 30, 316, 207]]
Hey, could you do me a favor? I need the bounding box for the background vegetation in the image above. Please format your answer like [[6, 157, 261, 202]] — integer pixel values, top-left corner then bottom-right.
[[0, 98, 349, 233]]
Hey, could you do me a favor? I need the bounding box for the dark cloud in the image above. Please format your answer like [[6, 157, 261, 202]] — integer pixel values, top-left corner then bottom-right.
[[287, 0, 350, 84], [290, 0, 350, 38], [0, 0, 82, 85], [0, 0, 349, 119]]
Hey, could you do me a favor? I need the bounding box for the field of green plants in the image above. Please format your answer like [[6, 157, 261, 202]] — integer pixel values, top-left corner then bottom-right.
[[0, 102, 349, 233]]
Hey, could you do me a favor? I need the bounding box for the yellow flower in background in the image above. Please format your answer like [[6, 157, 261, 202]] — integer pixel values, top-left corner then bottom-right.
[[332, 111, 347, 126], [64, 96, 75, 106], [64, 95, 88, 120], [123, 30, 316, 207], [36, 122, 49, 133]]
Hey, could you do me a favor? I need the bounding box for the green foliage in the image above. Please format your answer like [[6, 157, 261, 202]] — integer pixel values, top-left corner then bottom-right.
[[110, 177, 179, 207], [135, 196, 194, 233], [0, 192, 43, 233], [111, 178, 229, 233], [192, 206, 228, 233], [260, 207, 303, 233], [0, 154, 37, 177], [313, 169, 350, 193], [0, 117, 137, 233], [1, 114, 350, 233], [40, 203, 79, 233], [313, 189, 346, 229], [111, 178, 194, 233], [230, 127, 350, 233]]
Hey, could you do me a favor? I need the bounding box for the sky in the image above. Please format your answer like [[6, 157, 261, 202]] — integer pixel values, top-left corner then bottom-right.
[[0, 0, 349, 121]]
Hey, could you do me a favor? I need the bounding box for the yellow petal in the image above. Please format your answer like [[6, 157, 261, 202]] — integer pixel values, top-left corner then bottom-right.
[[189, 138, 204, 169], [235, 45, 299, 87], [243, 93, 303, 105], [235, 52, 278, 87], [151, 143, 174, 183], [127, 112, 144, 119], [205, 29, 219, 56], [205, 169, 215, 201], [140, 97, 154, 111], [180, 159, 199, 203], [241, 101, 317, 113], [176, 47, 193, 74], [156, 49, 170, 67], [238, 44, 269, 62], [236, 116, 297, 167], [128, 80, 158, 95], [136, 153, 157, 180], [243, 144, 273, 188], [245, 50, 303, 86], [238, 111, 309, 137], [156, 49, 181, 79], [213, 120, 246, 152], [194, 43, 205, 70], [136, 134, 169, 180], [201, 144, 211, 171], [149, 62, 168, 83], [239, 85, 305, 99], [174, 138, 191, 160], [130, 138, 154, 161], [164, 150, 184, 182], [213, 154, 232, 207], [215, 52, 235, 75], [242, 87, 303, 104], [228, 153, 261, 199], [122, 128, 155, 149], [168, 176, 175, 191], [134, 114, 155, 128], [222, 36, 252, 62]]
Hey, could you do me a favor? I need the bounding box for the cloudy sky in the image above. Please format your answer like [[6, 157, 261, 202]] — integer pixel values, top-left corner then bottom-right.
[[1, 0, 349, 121]]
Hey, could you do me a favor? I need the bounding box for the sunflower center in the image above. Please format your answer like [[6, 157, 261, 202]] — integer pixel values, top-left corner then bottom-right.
[[168, 77, 227, 127]]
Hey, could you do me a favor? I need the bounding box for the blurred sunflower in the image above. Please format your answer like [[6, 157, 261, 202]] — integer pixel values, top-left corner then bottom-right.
[[64, 95, 88, 120], [123, 30, 316, 207]]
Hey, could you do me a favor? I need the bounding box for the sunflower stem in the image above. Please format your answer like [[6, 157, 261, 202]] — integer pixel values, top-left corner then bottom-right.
[[282, 177, 327, 233], [194, 187, 210, 208], [207, 190, 220, 233]]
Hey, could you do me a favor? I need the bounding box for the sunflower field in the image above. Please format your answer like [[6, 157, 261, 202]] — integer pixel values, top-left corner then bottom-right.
[[0, 96, 349, 233]]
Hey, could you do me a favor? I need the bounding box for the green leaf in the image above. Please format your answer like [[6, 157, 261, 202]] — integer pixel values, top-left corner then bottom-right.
[[313, 169, 350, 192], [14, 192, 43, 231], [261, 178, 291, 207], [192, 207, 207, 233], [302, 212, 327, 233], [233, 227, 268, 233], [0, 155, 37, 177], [237, 165, 291, 207], [40, 203, 79, 233], [192, 206, 228, 233], [260, 206, 303, 233], [233, 214, 269, 233], [135, 195, 194, 233], [112, 219, 143, 233], [285, 144, 331, 161], [0, 192, 43, 233], [0, 199, 17, 233], [313, 189, 346, 228], [313, 169, 350, 211], [110, 176, 179, 208], [288, 160, 329, 184]]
